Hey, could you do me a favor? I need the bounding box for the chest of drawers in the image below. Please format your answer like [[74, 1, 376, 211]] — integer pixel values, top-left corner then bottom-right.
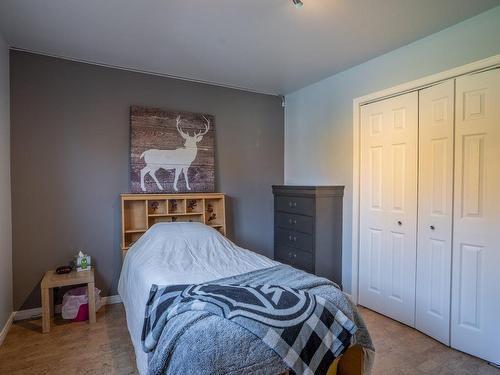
[[272, 185, 344, 287]]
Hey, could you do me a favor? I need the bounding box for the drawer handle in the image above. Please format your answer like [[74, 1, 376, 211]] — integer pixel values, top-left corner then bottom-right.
[[288, 218, 298, 225], [288, 235, 297, 242], [288, 201, 297, 208], [288, 252, 296, 259], [430, 225, 435, 230]]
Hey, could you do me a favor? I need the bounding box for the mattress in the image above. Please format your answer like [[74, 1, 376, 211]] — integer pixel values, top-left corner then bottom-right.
[[117, 222, 278, 375]]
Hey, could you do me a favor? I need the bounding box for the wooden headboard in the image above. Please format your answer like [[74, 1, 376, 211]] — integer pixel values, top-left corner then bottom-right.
[[121, 193, 226, 256]]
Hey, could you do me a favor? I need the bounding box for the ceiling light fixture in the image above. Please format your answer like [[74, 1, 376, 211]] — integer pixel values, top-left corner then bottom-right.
[[292, 0, 303, 8]]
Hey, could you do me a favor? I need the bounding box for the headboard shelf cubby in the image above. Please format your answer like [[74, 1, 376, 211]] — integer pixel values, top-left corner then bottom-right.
[[121, 193, 226, 254]]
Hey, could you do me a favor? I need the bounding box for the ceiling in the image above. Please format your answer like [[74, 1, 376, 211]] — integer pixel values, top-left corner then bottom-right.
[[1, 0, 499, 95]]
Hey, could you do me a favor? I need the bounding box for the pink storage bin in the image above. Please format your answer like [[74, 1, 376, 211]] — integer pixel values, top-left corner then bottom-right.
[[74, 303, 90, 321], [62, 286, 102, 321]]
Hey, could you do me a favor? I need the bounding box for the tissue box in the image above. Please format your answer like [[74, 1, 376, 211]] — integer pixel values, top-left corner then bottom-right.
[[76, 255, 91, 272]]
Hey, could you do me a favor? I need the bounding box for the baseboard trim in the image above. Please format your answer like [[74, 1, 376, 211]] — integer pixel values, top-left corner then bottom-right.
[[13, 294, 122, 322], [343, 292, 354, 304], [0, 312, 15, 346], [103, 294, 122, 305], [14, 307, 42, 321]]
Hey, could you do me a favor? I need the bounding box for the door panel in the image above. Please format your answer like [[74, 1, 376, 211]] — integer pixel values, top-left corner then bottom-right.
[[370, 146, 383, 209], [461, 134, 484, 217], [429, 239, 446, 317], [452, 69, 500, 365], [359, 92, 418, 326], [389, 231, 404, 302], [457, 244, 482, 330], [430, 138, 448, 214], [416, 80, 454, 344], [391, 144, 406, 211], [368, 229, 382, 293]]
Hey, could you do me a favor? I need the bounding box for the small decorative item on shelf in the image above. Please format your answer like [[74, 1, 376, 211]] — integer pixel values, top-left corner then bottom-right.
[[172, 216, 177, 222], [150, 201, 159, 212], [75, 251, 91, 272], [170, 200, 178, 212], [187, 200, 197, 212], [207, 203, 216, 222]]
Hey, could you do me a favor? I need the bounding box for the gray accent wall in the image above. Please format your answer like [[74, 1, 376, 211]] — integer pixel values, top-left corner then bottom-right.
[[0, 35, 12, 330], [284, 6, 500, 293], [10, 51, 284, 310]]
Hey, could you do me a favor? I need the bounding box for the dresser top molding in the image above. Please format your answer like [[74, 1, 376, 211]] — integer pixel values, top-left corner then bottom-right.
[[272, 185, 345, 198]]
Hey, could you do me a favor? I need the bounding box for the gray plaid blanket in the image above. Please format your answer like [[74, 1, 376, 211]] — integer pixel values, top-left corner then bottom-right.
[[143, 282, 357, 374]]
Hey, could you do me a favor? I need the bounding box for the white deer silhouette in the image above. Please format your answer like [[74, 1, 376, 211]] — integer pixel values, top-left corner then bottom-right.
[[140, 115, 210, 192]]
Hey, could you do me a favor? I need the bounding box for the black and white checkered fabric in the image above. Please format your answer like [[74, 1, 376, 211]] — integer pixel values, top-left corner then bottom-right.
[[142, 283, 357, 375]]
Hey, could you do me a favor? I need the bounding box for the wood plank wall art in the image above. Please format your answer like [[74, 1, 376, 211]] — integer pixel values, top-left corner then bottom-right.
[[130, 106, 216, 193]]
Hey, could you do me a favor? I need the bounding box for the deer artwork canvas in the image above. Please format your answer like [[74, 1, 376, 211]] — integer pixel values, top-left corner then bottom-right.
[[130, 106, 215, 193]]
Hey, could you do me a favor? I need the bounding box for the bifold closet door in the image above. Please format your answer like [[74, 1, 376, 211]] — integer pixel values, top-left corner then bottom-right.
[[415, 80, 454, 345], [359, 92, 418, 326], [451, 69, 500, 364]]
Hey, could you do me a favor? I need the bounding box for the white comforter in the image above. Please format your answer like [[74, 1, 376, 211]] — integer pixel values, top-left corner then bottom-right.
[[117, 222, 278, 374]]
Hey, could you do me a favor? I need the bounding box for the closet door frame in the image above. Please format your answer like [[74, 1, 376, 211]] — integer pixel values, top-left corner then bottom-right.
[[352, 53, 500, 304]]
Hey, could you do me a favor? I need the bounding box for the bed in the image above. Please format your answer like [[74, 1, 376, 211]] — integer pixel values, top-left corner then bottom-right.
[[118, 222, 374, 375]]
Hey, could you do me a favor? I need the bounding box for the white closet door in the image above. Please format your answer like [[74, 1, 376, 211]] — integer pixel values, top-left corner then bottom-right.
[[452, 69, 500, 364], [415, 80, 454, 344], [359, 92, 418, 326]]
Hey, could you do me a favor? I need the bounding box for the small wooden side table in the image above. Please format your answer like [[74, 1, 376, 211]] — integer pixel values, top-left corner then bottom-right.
[[40, 269, 96, 333]]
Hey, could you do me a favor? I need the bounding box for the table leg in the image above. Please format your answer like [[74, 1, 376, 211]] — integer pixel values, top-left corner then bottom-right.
[[41, 287, 51, 333], [87, 282, 96, 324], [49, 288, 54, 319]]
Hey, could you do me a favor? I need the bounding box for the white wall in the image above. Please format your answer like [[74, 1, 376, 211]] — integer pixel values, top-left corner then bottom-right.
[[0, 34, 12, 331], [285, 6, 500, 293]]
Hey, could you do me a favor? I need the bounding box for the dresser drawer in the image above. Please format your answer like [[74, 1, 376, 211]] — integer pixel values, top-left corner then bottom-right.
[[276, 228, 313, 253], [276, 212, 313, 234], [275, 246, 313, 273], [276, 196, 314, 216]]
